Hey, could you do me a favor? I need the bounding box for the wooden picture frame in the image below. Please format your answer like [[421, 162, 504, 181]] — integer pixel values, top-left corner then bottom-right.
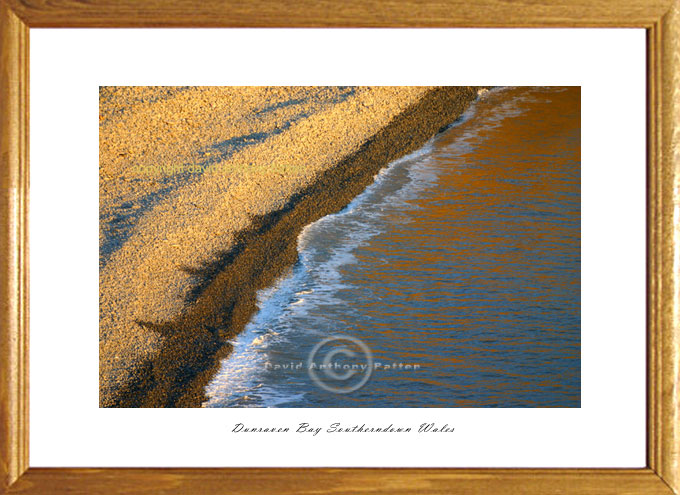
[[1, 1, 678, 493]]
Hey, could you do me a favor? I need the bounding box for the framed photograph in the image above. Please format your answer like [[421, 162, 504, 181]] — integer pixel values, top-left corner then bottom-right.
[[2, 1, 679, 493]]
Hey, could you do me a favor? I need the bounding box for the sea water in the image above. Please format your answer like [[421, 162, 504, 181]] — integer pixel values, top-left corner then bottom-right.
[[204, 87, 580, 408]]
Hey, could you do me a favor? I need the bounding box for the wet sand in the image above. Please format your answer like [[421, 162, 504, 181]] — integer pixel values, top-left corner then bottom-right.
[[99, 86, 481, 407]]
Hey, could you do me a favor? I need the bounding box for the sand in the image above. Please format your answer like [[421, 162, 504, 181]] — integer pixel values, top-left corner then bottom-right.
[[99, 86, 481, 407]]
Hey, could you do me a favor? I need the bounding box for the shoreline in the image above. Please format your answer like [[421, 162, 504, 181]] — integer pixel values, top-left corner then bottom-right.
[[101, 87, 481, 407]]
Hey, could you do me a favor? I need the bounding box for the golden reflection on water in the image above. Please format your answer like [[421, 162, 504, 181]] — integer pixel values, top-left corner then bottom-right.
[[344, 87, 580, 407]]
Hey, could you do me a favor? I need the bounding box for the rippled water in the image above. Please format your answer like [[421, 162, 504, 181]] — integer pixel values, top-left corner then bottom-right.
[[204, 87, 580, 408]]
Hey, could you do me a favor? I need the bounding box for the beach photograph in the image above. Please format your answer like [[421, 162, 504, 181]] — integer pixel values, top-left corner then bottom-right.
[[99, 86, 580, 408]]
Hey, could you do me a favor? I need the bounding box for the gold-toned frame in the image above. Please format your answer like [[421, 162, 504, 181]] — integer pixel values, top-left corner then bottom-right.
[[1, 0, 678, 493]]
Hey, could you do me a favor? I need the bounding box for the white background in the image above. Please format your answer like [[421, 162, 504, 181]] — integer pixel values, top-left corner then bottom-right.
[[30, 29, 646, 467]]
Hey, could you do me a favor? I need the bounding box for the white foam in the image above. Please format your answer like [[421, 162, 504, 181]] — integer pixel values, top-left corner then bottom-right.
[[203, 89, 515, 407]]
